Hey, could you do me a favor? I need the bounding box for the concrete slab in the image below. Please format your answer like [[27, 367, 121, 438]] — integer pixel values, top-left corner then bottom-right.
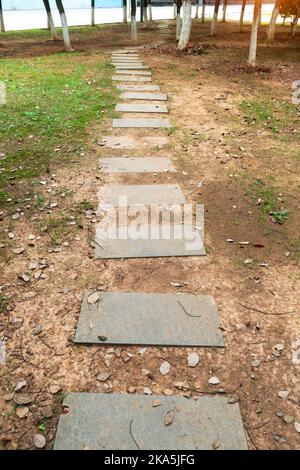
[[99, 157, 176, 173], [115, 103, 168, 113], [98, 136, 169, 149], [75, 292, 224, 347], [121, 92, 167, 101], [99, 184, 186, 207], [114, 70, 152, 76], [116, 84, 160, 91], [54, 393, 247, 450], [112, 76, 152, 82], [94, 224, 206, 259], [113, 118, 171, 128], [113, 65, 149, 70]]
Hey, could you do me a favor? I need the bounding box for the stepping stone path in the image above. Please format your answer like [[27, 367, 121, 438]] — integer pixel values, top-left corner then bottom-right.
[[54, 47, 247, 450]]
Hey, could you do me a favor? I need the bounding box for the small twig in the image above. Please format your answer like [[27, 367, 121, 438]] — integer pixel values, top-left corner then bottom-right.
[[238, 302, 295, 316], [249, 419, 270, 430], [129, 420, 140, 450], [177, 301, 201, 318]]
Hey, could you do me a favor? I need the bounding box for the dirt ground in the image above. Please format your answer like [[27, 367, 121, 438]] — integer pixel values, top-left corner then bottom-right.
[[1, 20, 300, 450]]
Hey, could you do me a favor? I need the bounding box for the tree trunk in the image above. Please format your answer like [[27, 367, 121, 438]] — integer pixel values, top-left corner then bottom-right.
[[0, 0, 5, 33], [140, 0, 144, 22], [144, 0, 148, 22], [177, 0, 192, 50], [43, 0, 58, 40], [210, 0, 220, 36], [91, 0, 95, 26], [55, 0, 72, 50], [176, 2, 182, 40], [148, 0, 152, 21], [174, 2, 177, 19], [292, 15, 299, 36], [201, 0, 206, 23], [131, 0, 138, 42], [195, 1, 199, 18], [123, 0, 127, 23], [239, 0, 246, 32], [248, 0, 261, 67], [222, 0, 227, 22], [267, 2, 279, 41]]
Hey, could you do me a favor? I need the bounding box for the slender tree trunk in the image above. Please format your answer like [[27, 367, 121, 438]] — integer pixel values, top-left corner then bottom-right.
[[210, 0, 220, 35], [201, 0, 206, 23], [222, 0, 227, 22], [140, 0, 144, 22], [176, 1, 182, 40], [174, 2, 177, 19], [91, 0, 95, 26], [177, 0, 192, 50], [248, 0, 261, 67], [43, 0, 58, 40], [55, 0, 72, 50], [292, 14, 299, 36], [0, 0, 5, 32], [131, 0, 138, 42], [195, 1, 199, 18], [267, 1, 279, 41], [144, 0, 148, 22], [123, 0, 127, 23], [148, 0, 152, 21], [239, 0, 246, 32], [283, 16, 286, 25]]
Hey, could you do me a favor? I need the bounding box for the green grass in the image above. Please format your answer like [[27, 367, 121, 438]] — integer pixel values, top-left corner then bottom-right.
[[251, 178, 289, 224], [0, 52, 116, 208], [0, 24, 117, 40]]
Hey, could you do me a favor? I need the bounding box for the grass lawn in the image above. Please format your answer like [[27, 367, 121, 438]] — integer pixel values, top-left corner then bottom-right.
[[0, 50, 116, 208]]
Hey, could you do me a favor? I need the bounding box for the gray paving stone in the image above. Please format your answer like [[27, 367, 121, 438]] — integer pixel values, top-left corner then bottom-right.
[[116, 84, 160, 91], [98, 136, 169, 149], [75, 292, 224, 347], [94, 224, 206, 259], [112, 76, 152, 82], [114, 70, 152, 76], [115, 103, 168, 113], [54, 393, 247, 450], [113, 118, 171, 128], [99, 184, 186, 207], [113, 65, 149, 70], [121, 91, 167, 101], [100, 157, 176, 173]]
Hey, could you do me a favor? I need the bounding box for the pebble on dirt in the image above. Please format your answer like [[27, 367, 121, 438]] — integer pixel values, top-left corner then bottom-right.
[[187, 352, 200, 367], [33, 434, 46, 449]]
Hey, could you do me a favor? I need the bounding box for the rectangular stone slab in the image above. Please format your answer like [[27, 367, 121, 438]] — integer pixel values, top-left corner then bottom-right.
[[75, 292, 224, 347], [54, 393, 247, 450], [94, 224, 206, 259], [121, 91, 167, 101], [115, 103, 168, 113], [100, 157, 176, 173], [113, 65, 149, 70], [114, 70, 152, 76], [113, 118, 171, 128], [112, 62, 144, 66], [116, 84, 160, 91], [99, 184, 186, 206], [112, 76, 152, 82], [99, 135, 169, 149]]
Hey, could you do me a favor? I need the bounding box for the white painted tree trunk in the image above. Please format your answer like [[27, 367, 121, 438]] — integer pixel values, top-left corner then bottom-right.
[[292, 10, 300, 36], [91, 0, 95, 26], [267, 4, 279, 41], [248, 0, 261, 67], [55, 0, 72, 50], [222, 0, 227, 22], [149, 4, 152, 21], [239, 0, 246, 32], [123, 2, 127, 23], [173, 3, 177, 19], [176, 14, 182, 40], [177, 0, 192, 50], [131, 16, 137, 42], [195, 2, 199, 19], [144, 3, 148, 22], [0, 0, 5, 33], [210, 0, 220, 36], [43, 0, 58, 40], [201, 0, 206, 23]]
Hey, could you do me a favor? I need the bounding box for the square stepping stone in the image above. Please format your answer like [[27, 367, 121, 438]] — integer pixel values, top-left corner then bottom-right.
[[98, 136, 169, 149], [100, 157, 176, 173], [54, 393, 247, 450], [112, 76, 152, 82], [115, 103, 168, 113], [116, 84, 160, 91], [94, 223, 206, 259], [114, 70, 152, 76], [113, 118, 171, 128], [75, 292, 224, 347], [121, 91, 167, 101], [99, 184, 186, 207], [113, 65, 149, 70]]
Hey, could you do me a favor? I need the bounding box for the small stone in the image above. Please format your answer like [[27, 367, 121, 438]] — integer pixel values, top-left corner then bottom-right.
[[244, 258, 253, 265], [127, 386, 136, 393], [278, 390, 290, 399], [8, 232, 14, 239], [273, 434, 287, 443], [49, 384, 61, 394], [96, 372, 111, 382], [164, 409, 175, 426], [28, 234, 35, 240], [19, 273, 30, 282], [144, 387, 152, 395], [15, 381, 27, 392], [12, 213, 20, 220], [4, 393, 15, 402], [42, 406, 53, 418], [274, 343, 285, 351], [294, 422, 300, 433], [283, 415, 294, 424], [187, 352, 200, 368], [14, 393, 33, 405], [251, 359, 261, 368], [138, 347, 147, 355], [49, 203, 58, 209], [33, 434, 46, 449], [159, 361, 170, 375], [87, 292, 100, 305], [28, 262, 37, 270], [152, 400, 162, 408], [16, 406, 29, 419], [163, 388, 173, 396], [12, 247, 25, 254], [33, 324, 42, 336], [276, 411, 285, 418], [208, 376, 220, 385], [170, 282, 182, 287]]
